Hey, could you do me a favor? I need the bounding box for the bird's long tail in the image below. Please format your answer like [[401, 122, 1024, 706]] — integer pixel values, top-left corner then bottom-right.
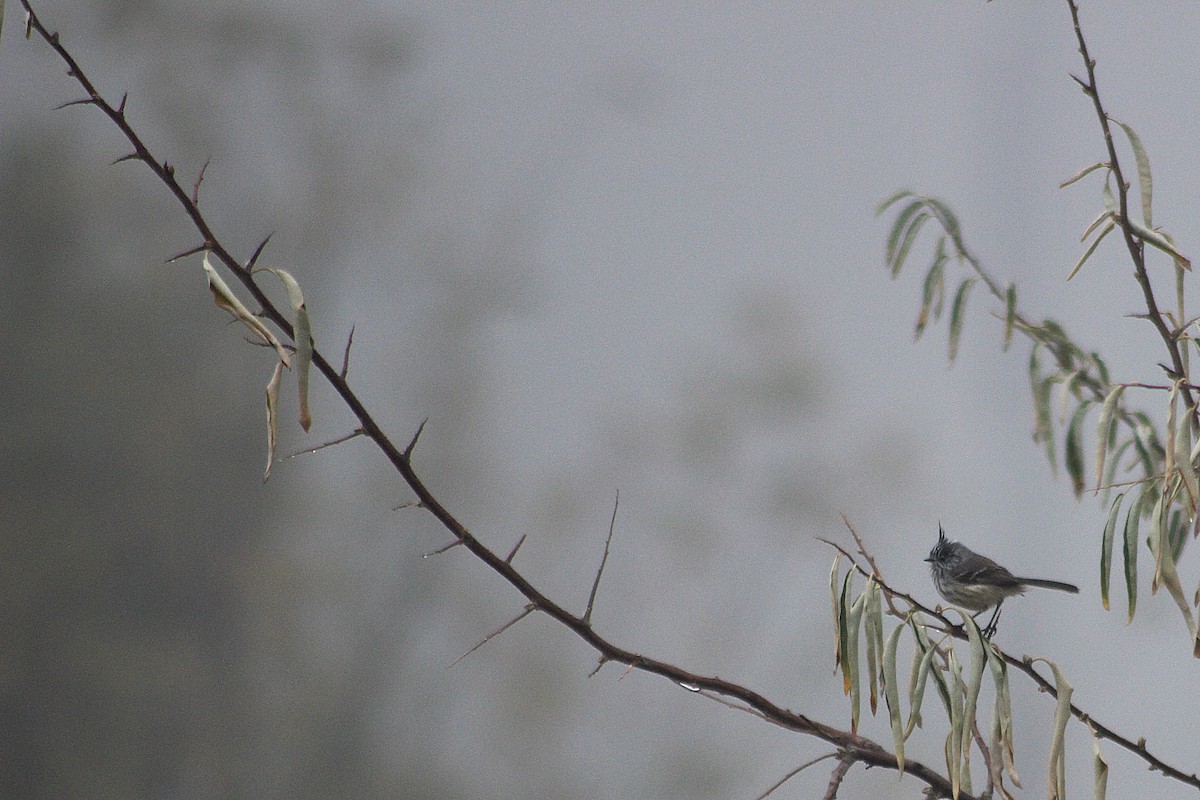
[[1020, 577, 1079, 593]]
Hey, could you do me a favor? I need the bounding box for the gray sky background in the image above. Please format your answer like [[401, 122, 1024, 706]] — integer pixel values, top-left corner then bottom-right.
[[3, 2, 1198, 799]]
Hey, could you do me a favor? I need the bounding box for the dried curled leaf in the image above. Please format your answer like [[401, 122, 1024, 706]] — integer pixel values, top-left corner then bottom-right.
[[203, 253, 291, 367]]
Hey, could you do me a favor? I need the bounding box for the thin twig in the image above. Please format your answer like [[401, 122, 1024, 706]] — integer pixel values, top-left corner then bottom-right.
[[584, 490, 619, 624], [841, 513, 904, 615], [750, 752, 839, 800], [447, 604, 536, 668]]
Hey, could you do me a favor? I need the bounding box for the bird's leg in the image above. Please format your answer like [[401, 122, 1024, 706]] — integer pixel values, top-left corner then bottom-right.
[[982, 603, 1003, 638]]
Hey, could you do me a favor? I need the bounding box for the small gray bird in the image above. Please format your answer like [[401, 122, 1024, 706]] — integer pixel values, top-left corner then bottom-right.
[[925, 525, 1078, 634]]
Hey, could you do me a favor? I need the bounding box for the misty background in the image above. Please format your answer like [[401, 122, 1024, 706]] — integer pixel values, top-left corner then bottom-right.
[[3, 2, 1198, 798]]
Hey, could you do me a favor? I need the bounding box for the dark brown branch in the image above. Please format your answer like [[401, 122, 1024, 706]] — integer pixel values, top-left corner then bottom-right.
[[822, 754, 854, 800]]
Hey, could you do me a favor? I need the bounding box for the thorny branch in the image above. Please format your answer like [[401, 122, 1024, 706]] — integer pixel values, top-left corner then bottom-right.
[[15, 0, 1200, 796], [16, 4, 968, 798]]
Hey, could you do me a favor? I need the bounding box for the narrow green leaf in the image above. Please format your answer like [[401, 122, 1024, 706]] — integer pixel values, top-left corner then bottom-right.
[[1079, 208, 1112, 242], [885, 200, 927, 275], [1090, 725, 1109, 800], [864, 580, 882, 716], [1030, 658, 1073, 800], [915, 237, 947, 340], [893, 210, 931, 278], [1127, 217, 1191, 270], [945, 648, 964, 799], [983, 641, 1020, 788], [264, 361, 284, 482], [1129, 415, 1160, 479], [1002, 283, 1017, 351], [1091, 351, 1111, 386], [830, 556, 843, 669], [1100, 438, 1135, 505], [1067, 218, 1114, 280], [906, 622, 949, 738], [265, 268, 314, 432], [1059, 161, 1109, 189], [1093, 384, 1125, 492], [846, 593, 866, 733], [922, 196, 964, 244], [948, 277, 977, 363], [1109, 117, 1153, 227], [294, 306, 313, 431], [883, 618, 906, 772], [1065, 401, 1093, 499], [958, 613, 988, 776], [1041, 376, 1060, 469], [1148, 490, 1199, 640], [1171, 387, 1199, 515], [838, 569, 855, 690], [876, 189, 916, 216], [1100, 492, 1125, 610], [1123, 489, 1141, 623], [1029, 346, 1057, 472], [1101, 175, 1117, 214]]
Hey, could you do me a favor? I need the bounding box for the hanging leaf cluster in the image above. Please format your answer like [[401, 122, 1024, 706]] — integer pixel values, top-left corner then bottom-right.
[[202, 251, 314, 481]]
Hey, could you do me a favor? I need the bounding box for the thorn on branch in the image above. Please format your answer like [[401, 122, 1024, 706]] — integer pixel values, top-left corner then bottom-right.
[[394, 499, 424, 511], [165, 243, 208, 263], [422, 539, 462, 558], [117, 93, 128, 115], [54, 97, 94, 110], [111, 152, 140, 166], [246, 232, 274, 271], [504, 533, 527, 564], [404, 418, 428, 459], [191, 157, 211, 205], [583, 490, 620, 625], [447, 604, 535, 668], [283, 428, 364, 459], [340, 324, 356, 379], [587, 656, 609, 678], [25, 14, 34, 39]]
